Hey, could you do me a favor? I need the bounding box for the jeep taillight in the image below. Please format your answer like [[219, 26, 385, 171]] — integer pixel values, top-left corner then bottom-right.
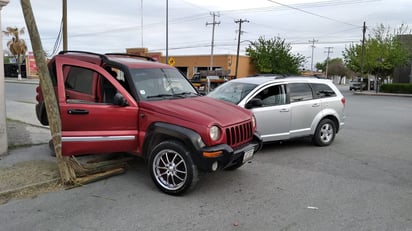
[[36, 86, 43, 102], [341, 97, 346, 106]]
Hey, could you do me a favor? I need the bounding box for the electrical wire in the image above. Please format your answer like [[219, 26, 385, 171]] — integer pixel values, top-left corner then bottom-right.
[[267, 0, 359, 27], [49, 18, 63, 57]]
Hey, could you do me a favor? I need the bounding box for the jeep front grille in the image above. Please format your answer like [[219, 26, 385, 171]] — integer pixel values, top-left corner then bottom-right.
[[225, 121, 253, 147]]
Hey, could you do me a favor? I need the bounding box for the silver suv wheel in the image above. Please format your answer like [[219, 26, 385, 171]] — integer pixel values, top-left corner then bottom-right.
[[313, 118, 336, 146]]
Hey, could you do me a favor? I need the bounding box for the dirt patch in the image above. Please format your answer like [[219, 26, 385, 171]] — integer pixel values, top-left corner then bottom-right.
[[0, 160, 63, 205]]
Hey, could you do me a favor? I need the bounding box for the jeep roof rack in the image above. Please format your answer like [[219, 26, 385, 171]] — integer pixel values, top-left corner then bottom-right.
[[58, 50, 107, 59], [58, 51, 157, 63], [105, 53, 156, 62]]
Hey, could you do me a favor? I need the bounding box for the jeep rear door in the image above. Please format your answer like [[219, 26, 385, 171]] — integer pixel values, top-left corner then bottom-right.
[[54, 57, 139, 156]]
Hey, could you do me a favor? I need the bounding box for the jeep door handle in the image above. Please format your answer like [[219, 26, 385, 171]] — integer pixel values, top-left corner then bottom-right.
[[67, 109, 89, 115]]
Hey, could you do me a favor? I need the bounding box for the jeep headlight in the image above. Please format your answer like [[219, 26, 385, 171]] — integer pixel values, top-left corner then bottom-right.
[[210, 125, 221, 141]]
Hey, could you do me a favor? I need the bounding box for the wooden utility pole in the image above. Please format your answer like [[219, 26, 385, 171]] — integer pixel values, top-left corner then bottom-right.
[[360, 21, 366, 91], [206, 12, 220, 71], [21, 0, 76, 184], [62, 0, 67, 51], [235, 19, 249, 78], [21, 0, 129, 186], [324, 46, 333, 79], [309, 38, 318, 72]]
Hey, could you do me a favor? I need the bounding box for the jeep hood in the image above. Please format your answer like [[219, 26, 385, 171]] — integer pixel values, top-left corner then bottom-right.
[[140, 96, 252, 127]]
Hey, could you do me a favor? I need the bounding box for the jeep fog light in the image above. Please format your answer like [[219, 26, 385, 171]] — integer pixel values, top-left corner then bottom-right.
[[210, 126, 220, 141]]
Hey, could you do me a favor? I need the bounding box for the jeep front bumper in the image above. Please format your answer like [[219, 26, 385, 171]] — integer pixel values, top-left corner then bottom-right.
[[195, 133, 262, 171]]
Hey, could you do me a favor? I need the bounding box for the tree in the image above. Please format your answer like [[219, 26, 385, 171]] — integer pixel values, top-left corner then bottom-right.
[[3, 27, 27, 79], [315, 62, 326, 72], [343, 24, 411, 81], [316, 58, 355, 83], [246, 36, 305, 75]]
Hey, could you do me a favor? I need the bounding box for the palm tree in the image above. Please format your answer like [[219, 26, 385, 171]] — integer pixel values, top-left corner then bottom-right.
[[3, 27, 27, 79]]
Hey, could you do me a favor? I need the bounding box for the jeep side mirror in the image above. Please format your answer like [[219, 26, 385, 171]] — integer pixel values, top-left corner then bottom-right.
[[245, 98, 263, 109], [114, 92, 128, 106]]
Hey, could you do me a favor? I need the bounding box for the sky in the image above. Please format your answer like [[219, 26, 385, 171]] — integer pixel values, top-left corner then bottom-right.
[[2, 0, 412, 70]]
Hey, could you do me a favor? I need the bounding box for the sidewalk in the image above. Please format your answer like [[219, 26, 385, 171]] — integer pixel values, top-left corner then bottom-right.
[[4, 77, 50, 147], [1, 78, 59, 205]]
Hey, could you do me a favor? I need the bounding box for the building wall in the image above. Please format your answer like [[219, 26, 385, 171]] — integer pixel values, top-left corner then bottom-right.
[[394, 34, 412, 83], [126, 48, 256, 79]]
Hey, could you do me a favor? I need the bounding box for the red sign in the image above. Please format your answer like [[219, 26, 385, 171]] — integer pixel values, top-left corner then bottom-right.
[[28, 52, 38, 76]]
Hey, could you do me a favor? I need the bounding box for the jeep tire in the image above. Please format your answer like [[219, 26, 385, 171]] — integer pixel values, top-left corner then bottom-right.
[[312, 118, 336, 146], [149, 140, 199, 195]]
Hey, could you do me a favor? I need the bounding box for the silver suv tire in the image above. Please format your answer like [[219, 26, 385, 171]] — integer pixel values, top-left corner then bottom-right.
[[313, 118, 336, 146]]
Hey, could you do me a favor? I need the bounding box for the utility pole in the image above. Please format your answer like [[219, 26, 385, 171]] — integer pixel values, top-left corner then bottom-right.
[[235, 19, 249, 78], [165, 0, 168, 64], [206, 12, 220, 71], [62, 0, 67, 51], [140, 0, 143, 47], [309, 38, 318, 72], [324, 46, 333, 79], [360, 21, 366, 91]]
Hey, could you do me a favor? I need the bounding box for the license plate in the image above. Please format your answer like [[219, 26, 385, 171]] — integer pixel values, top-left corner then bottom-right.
[[243, 148, 254, 163]]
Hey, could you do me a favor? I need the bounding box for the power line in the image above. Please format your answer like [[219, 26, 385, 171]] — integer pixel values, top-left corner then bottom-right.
[[267, 0, 359, 28]]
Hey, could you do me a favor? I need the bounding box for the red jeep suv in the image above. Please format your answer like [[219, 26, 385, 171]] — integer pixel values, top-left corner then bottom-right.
[[35, 51, 262, 195]]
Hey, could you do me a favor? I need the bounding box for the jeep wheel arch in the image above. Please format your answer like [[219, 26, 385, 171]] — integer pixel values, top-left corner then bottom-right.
[[142, 122, 204, 161]]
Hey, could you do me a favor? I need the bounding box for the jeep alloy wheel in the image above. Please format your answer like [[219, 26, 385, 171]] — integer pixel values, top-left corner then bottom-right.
[[149, 140, 198, 195]]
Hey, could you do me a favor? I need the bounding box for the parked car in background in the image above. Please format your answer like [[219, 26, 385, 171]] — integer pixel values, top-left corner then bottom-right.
[[349, 77, 374, 91], [35, 51, 262, 195], [208, 76, 346, 146]]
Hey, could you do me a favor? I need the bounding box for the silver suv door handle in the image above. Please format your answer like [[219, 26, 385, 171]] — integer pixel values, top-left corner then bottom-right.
[[280, 108, 289, 112], [312, 103, 320, 107]]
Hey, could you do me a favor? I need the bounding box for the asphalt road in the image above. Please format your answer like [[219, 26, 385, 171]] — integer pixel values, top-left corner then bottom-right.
[[1, 83, 412, 231]]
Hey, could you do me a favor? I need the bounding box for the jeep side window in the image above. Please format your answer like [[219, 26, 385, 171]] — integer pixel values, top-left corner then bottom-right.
[[311, 83, 336, 98], [64, 65, 96, 103], [288, 83, 313, 102], [65, 66, 94, 94]]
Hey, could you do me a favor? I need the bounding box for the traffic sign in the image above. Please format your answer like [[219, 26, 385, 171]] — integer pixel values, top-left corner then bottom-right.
[[168, 57, 175, 66]]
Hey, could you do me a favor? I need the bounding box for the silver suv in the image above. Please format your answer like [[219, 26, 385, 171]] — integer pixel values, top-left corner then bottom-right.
[[208, 76, 346, 146]]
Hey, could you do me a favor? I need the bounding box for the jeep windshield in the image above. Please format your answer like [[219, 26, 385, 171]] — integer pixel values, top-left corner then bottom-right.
[[130, 68, 199, 101], [208, 81, 257, 104]]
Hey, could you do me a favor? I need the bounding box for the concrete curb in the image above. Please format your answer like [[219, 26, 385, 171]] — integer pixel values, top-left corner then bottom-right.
[[353, 91, 412, 97], [5, 77, 39, 85]]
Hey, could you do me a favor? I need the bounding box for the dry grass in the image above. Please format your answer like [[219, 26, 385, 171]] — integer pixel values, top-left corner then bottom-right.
[[0, 160, 63, 204]]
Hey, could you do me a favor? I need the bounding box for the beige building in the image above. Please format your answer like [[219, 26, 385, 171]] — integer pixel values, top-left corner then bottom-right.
[[126, 48, 256, 79]]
